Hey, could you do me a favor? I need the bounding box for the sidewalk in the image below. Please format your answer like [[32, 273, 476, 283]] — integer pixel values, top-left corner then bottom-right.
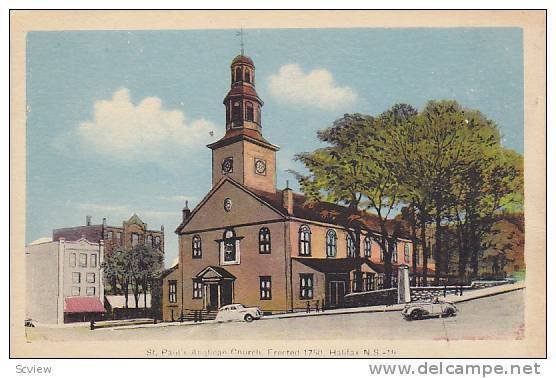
[[98, 282, 524, 331]]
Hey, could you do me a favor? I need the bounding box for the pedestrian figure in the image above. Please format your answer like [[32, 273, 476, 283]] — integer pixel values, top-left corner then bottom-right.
[[443, 285, 447, 297], [306, 301, 310, 313], [315, 299, 320, 312]]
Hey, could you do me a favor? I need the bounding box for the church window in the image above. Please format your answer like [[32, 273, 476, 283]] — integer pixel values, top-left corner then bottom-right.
[[131, 233, 139, 247], [260, 276, 271, 300], [235, 67, 242, 82], [300, 274, 313, 299], [232, 102, 242, 124], [220, 228, 240, 265], [392, 243, 398, 263], [258, 227, 271, 254], [404, 243, 410, 263], [364, 237, 372, 258], [298, 225, 311, 256], [246, 102, 254, 121], [245, 69, 251, 83], [256, 105, 261, 124], [169, 280, 177, 303], [347, 234, 355, 257], [192, 235, 202, 258], [192, 280, 202, 299], [326, 230, 337, 258]]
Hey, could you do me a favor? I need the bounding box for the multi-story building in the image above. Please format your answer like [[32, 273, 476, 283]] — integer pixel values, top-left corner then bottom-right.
[[25, 237, 105, 324], [161, 53, 435, 320], [53, 214, 165, 256]]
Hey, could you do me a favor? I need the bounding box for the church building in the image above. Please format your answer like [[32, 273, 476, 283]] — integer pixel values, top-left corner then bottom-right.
[[162, 54, 434, 321]]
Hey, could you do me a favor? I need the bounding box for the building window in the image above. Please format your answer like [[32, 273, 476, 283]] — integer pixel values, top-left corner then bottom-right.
[[260, 276, 272, 300], [392, 243, 398, 263], [364, 273, 375, 291], [235, 67, 242, 82], [131, 233, 139, 247], [256, 105, 261, 124], [192, 280, 202, 299], [169, 280, 177, 303], [147, 235, 153, 246], [154, 236, 161, 247], [347, 234, 355, 257], [245, 69, 251, 83], [232, 101, 242, 123], [258, 227, 271, 254], [86, 287, 95, 296], [380, 245, 384, 262], [107, 230, 113, 240], [72, 272, 81, 284], [116, 232, 122, 244], [364, 237, 371, 258], [404, 243, 410, 263], [220, 229, 240, 265], [326, 230, 337, 258], [79, 253, 87, 268], [192, 235, 202, 258], [86, 273, 95, 283], [298, 225, 311, 256], [90, 254, 97, 268], [300, 274, 314, 299], [71, 286, 80, 296], [69, 253, 76, 267], [245, 102, 254, 121]]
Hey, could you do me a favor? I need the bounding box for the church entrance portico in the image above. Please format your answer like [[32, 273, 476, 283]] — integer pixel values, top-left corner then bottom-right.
[[195, 266, 236, 311]]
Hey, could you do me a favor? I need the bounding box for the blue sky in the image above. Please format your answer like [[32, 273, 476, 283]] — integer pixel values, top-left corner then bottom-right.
[[26, 28, 523, 266]]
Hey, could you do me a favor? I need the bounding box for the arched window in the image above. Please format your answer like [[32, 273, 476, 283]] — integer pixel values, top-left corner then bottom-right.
[[326, 230, 337, 258], [244, 69, 251, 83], [346, 234, 355, 257], [235, 67, 242, 82], [192, 235, 202, 258], [298, 225, 311, 256], [222, 228, 238, 263], [392, 243, 398, 263], [404, 243, 410, 263], [232, 101, 242, 124], [364, 237, 371, 258], [245, 102, 254, 122], [259, 227, 271, 254]]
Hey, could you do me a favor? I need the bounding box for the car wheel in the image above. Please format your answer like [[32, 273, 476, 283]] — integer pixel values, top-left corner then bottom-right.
[[410, 310, 423, 320], [244, 314, 254, 322], [444, 308, 456, 317]]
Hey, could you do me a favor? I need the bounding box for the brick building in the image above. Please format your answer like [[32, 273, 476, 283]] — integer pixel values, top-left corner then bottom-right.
[[161, 54, 434, 321]]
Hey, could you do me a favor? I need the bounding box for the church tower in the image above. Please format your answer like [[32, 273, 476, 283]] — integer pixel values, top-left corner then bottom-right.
[[207, 54, 279, 193]]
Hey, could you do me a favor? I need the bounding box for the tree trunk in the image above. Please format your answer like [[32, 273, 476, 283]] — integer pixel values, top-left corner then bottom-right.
[[353, 229, 362, 292], [124, 280, 129, 309], [434, 213, 442, 285], [144, 278, 148, 308], [420, 214, 428, 286]]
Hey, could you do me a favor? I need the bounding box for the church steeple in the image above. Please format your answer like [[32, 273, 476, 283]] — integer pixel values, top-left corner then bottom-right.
[[207, 54, 279, 193], [224, 55, 263, 133]]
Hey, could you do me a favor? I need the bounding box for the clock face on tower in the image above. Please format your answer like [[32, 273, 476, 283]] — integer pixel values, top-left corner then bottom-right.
[[254, 158, 267, 175], [222, 157, 233, 174]]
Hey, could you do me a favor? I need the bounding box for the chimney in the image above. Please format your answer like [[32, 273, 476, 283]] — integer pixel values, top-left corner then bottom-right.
[[182, 200, 191, 221], [86, 215, 92, 226], [102, 217, 107, 226], [282, 181, 294, 215]]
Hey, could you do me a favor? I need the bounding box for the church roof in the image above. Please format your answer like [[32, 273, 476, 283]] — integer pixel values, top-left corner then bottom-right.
[[207, 128, 279, 151], [224, 84, 261, 100], [251, 188, 408, 237], [231, 54, 254, 66], [293, 257, 378, 274]]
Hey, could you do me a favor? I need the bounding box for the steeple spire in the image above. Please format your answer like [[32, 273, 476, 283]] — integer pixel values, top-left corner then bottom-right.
[[236, 27, 245, 55]]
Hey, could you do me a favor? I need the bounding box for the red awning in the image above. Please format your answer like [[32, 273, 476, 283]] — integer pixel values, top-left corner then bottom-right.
[[64, 297, 105, 313]]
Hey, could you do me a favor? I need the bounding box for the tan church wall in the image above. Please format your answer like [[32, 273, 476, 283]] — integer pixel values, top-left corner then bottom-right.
[[183, 180, 284, 232], [179, 221, 290, 314], [287, 220, 353, 259], [242, 140, 277, 193], [211, 143, 244, 187]]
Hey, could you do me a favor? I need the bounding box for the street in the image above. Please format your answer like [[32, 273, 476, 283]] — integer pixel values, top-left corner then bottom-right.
[[26, 289, 524, 342]]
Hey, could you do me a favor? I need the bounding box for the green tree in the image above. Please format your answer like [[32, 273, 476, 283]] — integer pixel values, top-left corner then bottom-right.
[[127, 244, 165, 309], [101, 247, 131, 308]]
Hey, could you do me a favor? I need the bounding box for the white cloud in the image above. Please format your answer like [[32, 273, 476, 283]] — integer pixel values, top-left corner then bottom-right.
[[76, 88, 219, 161], [158, 195, 197, 203], [268, 64, 357, 110]]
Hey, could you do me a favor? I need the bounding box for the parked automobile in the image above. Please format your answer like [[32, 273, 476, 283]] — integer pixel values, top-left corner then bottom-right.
[[24, 318, 35, 327], [402, 297, 458, 320], [215, 304, 263, 323]]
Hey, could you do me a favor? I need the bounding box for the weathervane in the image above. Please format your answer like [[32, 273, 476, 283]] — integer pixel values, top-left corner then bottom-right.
[[236, 27, 245, 55]]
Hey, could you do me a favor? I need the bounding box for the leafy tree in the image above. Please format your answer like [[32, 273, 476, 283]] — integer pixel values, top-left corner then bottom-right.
[[101, 247, 131, 308], [127, 244, 165, 309]]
